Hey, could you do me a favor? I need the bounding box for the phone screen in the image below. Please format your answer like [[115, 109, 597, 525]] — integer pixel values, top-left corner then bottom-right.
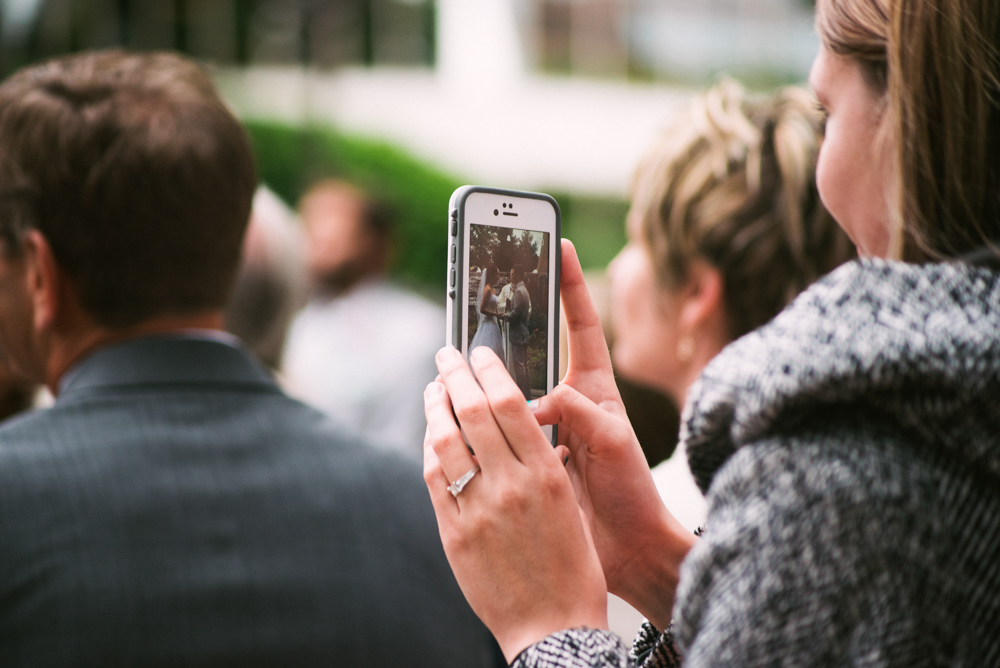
[[466, 223, 551, 401]]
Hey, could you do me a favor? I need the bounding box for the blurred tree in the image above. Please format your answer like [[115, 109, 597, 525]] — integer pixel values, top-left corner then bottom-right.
[[513, 228, 541, 271], [469, 225, 500, 269]]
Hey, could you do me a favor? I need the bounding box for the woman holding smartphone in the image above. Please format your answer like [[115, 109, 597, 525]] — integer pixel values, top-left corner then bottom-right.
[[423, 0, 1000, 665]]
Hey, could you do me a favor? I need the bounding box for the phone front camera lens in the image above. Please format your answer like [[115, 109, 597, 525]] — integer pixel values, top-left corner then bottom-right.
[[494, 209, 499, 216]]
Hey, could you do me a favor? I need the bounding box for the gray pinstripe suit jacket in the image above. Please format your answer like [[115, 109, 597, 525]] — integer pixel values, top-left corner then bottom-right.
[[0, 336, 499, 667]]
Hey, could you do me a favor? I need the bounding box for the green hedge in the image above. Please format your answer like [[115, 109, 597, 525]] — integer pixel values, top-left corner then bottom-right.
[[244, 121, 629, 292]]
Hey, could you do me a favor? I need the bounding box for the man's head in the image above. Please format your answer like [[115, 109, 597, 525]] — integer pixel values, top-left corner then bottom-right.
[[512, 265, 526, 284], [0, 50, 256, 382], [299, 180, 393, 295]]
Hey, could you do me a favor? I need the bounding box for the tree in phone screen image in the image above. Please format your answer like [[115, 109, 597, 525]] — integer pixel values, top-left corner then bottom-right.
[[467, 225, 550, 400]]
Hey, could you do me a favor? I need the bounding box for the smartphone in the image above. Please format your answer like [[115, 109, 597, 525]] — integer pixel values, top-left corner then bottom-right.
[[446, 186, 561, 445]]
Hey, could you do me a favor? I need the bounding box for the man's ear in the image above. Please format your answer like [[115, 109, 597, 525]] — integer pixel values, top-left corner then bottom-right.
[[677, 258, 726, 334], [22, 230, 63, 334]]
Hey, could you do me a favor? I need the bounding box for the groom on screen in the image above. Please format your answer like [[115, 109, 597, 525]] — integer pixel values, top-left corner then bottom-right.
[[506, 264, 532, 400]]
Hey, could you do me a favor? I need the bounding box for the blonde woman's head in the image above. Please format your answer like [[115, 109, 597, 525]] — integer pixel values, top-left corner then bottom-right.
[[610, 80, 854, 403]]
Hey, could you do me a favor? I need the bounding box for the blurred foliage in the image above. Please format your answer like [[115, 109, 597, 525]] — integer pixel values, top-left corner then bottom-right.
[[468, 226, 542, 272], [528, 342, 546, 390], [556, 194, 629, 269], [245, 121, 630, 295]]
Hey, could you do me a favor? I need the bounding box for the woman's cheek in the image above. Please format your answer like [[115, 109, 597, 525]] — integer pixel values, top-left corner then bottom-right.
[[815, 126, 841, 225], [815, 121, 860, 249]]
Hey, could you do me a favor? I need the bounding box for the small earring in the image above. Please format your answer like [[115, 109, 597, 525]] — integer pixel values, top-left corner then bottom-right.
[[677, 335, 694, 363]]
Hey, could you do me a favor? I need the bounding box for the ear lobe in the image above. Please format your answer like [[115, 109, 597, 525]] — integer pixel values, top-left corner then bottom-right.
[[22, 230, 62, 334], [677, 259, 725, 332]]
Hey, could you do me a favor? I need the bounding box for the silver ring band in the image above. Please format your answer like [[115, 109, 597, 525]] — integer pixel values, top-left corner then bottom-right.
[[447, 466, 480, 497]]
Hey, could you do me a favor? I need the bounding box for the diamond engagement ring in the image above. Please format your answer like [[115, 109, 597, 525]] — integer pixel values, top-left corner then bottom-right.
[[447, 466, 480, 497]]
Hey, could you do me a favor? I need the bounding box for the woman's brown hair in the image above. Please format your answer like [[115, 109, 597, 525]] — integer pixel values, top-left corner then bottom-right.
[[630, 79, 855, 340], [817, 0, 1000, 260]]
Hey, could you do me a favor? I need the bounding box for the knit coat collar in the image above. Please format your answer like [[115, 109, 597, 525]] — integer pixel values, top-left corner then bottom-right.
[[681, 259, 1000, 495]]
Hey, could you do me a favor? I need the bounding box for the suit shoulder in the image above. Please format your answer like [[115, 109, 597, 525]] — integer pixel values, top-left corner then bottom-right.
[[257, 393, 431, 486], [0, 405, 79, 458]]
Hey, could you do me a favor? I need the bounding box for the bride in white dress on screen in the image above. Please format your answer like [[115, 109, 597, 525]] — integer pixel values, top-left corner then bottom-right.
[[469, 265, 506, 365]]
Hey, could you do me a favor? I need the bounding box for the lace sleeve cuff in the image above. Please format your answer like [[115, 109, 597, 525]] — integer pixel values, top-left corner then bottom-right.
[[510, 628, 631, 668]]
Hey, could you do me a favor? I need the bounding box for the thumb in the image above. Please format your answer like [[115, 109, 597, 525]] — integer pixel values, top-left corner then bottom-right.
[[533, 384, 633, 455]]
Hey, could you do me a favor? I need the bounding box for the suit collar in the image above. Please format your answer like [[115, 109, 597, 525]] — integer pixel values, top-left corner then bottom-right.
[[57, 335, 277, 402]]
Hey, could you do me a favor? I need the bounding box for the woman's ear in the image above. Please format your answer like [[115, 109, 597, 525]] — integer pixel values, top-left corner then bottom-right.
[[22, 230, 64, 334], [676, 258, 726, 336]]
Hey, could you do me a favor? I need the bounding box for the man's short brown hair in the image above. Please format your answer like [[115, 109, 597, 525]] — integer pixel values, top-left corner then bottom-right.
[[0, 50, 256, 328]]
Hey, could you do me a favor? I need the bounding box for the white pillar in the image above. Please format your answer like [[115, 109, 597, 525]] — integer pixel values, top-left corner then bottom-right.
[[436, 0, 526, 84]]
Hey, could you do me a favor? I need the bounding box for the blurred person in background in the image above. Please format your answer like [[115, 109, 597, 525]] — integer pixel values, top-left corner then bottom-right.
[[421, 0, 1000, 663], [225, 186, 307, 370], [0, 50, 499, 666], [611, 79, 854, 532], [282, 179, 443, 459]]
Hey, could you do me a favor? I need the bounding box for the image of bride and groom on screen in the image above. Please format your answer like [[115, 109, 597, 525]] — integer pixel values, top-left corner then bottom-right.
[[469, 264, 533, 401]]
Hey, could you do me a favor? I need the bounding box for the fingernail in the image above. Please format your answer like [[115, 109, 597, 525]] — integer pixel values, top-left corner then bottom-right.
[[425, 382, 444, 396], [527, 399, 540, 411]]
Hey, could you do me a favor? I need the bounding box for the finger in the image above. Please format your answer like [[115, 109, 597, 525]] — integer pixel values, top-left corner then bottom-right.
[[434, 346, 518, 474], [423, 432, 460, 522], [469, 346, 555, 466], [424, 380, 479, 491], [560, 240, 614, 377], [531, 383, 634, 455]]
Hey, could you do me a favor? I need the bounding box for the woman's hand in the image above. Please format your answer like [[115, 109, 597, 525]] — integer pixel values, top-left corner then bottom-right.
[[423, 345, 608, 663], [531, 240, 696, 629]]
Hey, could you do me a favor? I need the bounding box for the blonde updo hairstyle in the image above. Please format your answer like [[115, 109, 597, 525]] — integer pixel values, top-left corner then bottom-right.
[[630, 80, 855, 340], [816, 0, 1000, 260]]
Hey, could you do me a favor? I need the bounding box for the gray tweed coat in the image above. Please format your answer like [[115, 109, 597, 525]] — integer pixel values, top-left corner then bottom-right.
[[513, 259, 1000, 667]]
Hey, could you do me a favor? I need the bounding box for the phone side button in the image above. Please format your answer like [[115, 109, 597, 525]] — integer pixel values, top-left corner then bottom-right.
[[450, 268, 456, 287], [451, 244, 456, 262], [448, 289, 456, 300]]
